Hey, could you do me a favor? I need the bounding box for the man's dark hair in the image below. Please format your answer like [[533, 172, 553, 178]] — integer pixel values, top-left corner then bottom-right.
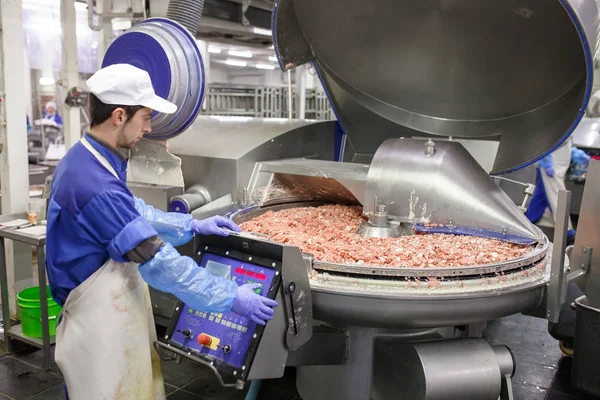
[[89, 94, 144, 128]]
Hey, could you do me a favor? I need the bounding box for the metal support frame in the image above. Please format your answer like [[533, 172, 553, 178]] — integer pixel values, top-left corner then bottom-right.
[[0, 214, 51, 369], [547, 190, 571, 323], [60, 0, 82, 150]]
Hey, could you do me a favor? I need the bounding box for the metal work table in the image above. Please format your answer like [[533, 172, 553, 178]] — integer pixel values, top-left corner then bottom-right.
[[0, 212, 51, 370]]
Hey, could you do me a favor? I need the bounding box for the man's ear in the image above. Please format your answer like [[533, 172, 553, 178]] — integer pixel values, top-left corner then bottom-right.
[[112, 107, 126, 126]]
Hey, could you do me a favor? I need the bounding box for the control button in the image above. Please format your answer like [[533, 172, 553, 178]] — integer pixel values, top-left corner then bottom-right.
[[242, 327, 248, 332], [226, 321, 232, 327], [209, 316, 215, 321], [221, 320, 227, 325], [197, 333, 221, 350], [218, 314, 223, 318], [247, 271, 256, 277], [188, 308, 194, 314], [231, 323, 238, 330], [223, 345, 232, 354], [216, 318, 221, 323], [177, 329, 193, 339], [197, 333, 212, 346]]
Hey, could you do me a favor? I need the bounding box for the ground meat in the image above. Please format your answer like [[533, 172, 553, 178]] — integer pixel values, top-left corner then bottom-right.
[[239, 204, 532, 268]]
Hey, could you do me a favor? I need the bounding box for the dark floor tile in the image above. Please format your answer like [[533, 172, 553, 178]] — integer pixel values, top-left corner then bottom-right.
[[512, 381, 548, 400], [180, 375, 248, 400], [165, 384, 178, 396], [528, 316, 551, 334], [28, 383, 66, 400], [485, 320, 526, 346], [166, 389, 204, 399], [161, 358, 208, 388], [510, 335, 563, 368], [0, 357, 62, 399], [12, 347, 60, 376], [546, 391, 582, 400], [512, 361, 556, 389], [503, 313, 536, 328]]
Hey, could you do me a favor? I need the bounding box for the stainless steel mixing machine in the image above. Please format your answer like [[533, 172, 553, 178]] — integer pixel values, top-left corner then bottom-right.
[[99, 0, 600, 399]]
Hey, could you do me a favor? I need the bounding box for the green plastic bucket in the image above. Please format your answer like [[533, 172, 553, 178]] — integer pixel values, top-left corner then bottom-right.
[[17, 286, 61, 338]]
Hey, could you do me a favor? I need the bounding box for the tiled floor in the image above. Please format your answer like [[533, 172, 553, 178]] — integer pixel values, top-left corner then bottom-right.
[[0, 314, 591, 399]]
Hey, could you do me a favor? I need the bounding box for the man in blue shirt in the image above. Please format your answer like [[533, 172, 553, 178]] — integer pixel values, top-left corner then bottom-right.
[[47, 63, 277, 399]]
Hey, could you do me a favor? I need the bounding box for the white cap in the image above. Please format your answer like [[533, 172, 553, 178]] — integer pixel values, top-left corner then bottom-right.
[[45, 101, 57, 110], [86, 64, 177, 114]]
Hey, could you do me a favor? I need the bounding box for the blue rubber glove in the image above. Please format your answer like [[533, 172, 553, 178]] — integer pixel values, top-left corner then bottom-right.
[[572, 148, 591, 164], [191, 216, 241, 236], [231, 283, 278, 325], [544, 166, 555, 177]]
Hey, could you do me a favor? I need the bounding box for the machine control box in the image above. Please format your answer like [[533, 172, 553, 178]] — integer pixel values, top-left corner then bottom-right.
[[164, 235, 282, 381]]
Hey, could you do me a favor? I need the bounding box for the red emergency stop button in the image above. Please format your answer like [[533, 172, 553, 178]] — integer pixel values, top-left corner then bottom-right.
[[197, 333, 213, 347]]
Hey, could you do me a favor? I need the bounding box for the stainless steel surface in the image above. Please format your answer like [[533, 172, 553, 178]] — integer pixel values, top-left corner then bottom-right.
[[167, 117, 337, 202], [0, 213, 52, 369], [572, 159, 600, 307], [286, 325, 348, 367], [113, 18, 205, 140], [572, 117, 600, 149], [572, 295, 600, 397], [296, 327, 447, 400], [191, 194, 235, 220], [127, 183, 184, 211], [281, 246, 313, 351], [364, 139, 540, 243], [373, 339, 509, 400], [246, 291, 289, 380], [273, 0, 599, 174], [127, 139, 185, 187], [492, 176, 536, 212], [355, 220, 406, 239], [246, 160, 367, 207], [547, 190, 571, 323]]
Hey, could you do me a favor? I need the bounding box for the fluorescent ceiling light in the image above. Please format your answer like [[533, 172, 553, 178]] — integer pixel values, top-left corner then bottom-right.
[[228, 50, 253, 58], [268, 56, 278, 62], [225, 59, 247, 67], [253, 27, 272, 36], [256, 64, 275, 70], [208, 47, 221, 54], [39, 77, 56, 86]]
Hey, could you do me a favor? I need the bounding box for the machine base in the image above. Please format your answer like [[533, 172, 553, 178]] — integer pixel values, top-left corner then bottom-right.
[[295, 326, 515, 400]]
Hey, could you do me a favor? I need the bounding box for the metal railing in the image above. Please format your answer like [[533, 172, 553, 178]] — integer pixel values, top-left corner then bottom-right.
[[201, 84, 335, 120]]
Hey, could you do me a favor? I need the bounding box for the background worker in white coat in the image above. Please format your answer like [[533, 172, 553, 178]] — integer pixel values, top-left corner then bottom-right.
[[526, 137, 588, 242], [46, 63, 277, 400]]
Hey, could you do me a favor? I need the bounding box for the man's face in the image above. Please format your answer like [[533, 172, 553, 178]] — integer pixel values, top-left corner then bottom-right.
[[46, 106, 56, 114], [117, 107, 152, 149]]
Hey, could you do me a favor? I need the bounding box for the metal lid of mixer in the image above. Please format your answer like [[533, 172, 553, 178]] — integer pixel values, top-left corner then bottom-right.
[[272, 0, 599, 174]]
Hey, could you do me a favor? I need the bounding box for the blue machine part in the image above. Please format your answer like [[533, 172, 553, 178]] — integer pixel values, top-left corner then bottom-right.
[[102, 18, 205, 140], [168, 251, 279, 373]]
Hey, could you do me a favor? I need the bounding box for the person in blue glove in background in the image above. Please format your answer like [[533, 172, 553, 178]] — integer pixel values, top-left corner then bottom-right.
[[46, 63, 277, 400], [526, 137, 590, 242]]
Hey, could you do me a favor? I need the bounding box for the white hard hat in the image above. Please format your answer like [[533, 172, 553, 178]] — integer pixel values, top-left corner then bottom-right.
[[86, 64, 177, 115]]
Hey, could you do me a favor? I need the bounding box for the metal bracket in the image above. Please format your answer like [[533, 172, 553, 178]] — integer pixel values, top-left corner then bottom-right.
[[568, 246, 592, 282], [281, 246, 313, 351], [546, 190, 571, 323], [241, 0, 252, 26], [492, 176, 536, 213], [500, 375, 515, 400]]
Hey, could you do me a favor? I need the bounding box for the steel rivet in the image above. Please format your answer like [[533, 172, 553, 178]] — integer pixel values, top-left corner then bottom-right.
[[226, 251, 230, 255], [272, 263, 276, 267], [165, 335, 169, 339], [242, 366, 246, 370], [176, 307, 179, 311], [253, 334, 257, 339], [205, 246, 209, 250], [275, 271, 280, 276], [234, 371, 237, 376], [249, 256, 253, 261]]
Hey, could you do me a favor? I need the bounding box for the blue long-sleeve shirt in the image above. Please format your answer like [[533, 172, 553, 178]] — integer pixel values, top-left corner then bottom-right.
[[46, 134, 237, 311]]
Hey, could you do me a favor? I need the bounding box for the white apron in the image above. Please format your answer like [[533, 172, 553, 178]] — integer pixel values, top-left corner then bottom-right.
[[539, 137, 574, 230], [54, 137, 166, 400]]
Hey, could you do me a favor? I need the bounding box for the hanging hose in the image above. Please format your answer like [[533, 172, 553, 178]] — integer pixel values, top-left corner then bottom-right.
[[166, 0, 205, 34], [244, 380, 262, 400]]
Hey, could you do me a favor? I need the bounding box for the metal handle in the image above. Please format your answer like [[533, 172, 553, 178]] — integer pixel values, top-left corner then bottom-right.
[[492, 176, 536, 212], [153, 341, 244, 389]]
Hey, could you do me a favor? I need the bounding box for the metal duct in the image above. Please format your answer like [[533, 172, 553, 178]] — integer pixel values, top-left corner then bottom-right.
[[166, 0, 205, 33]]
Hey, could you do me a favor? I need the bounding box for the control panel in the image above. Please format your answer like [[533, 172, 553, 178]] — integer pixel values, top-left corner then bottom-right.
[[163, 235, 282, 381]]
